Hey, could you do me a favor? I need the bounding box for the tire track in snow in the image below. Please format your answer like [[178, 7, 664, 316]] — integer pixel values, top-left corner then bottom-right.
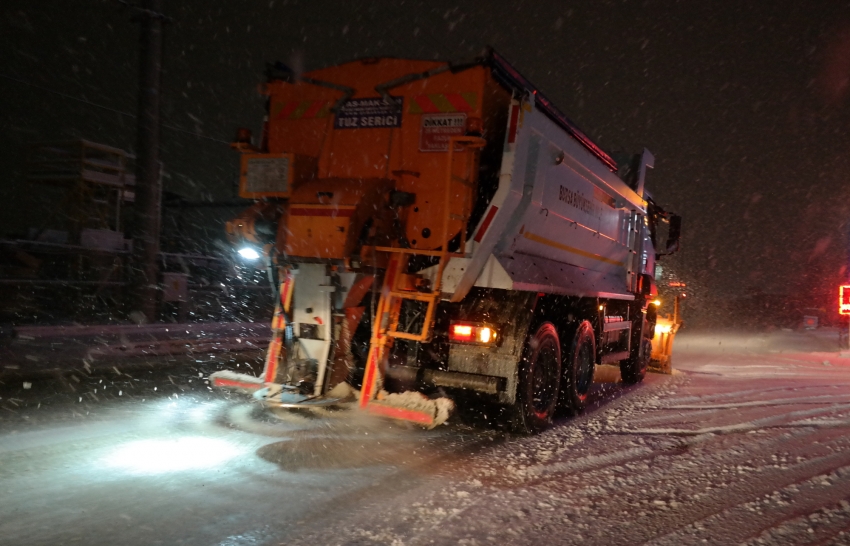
[[544, 425, 837, 496], [656, 384, 846, 407], [488, 385, 848, 490], [531, 432, 850, 545], [618, 401, 850, 437], [645, 463, 850, 546], [381, 435, 850, 546], [512, 389, 848, 487], [564, 444, 850, 546], [663, 393, 850, 410], [513, 403, 850, 543], [741, 497, 850, 546]]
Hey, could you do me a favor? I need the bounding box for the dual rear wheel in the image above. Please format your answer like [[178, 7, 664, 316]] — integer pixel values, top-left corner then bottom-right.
[[513, 320, 596, 433]]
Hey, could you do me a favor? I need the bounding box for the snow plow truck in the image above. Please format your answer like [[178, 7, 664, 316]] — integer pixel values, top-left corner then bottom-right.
[[210, 49, 682, 433]]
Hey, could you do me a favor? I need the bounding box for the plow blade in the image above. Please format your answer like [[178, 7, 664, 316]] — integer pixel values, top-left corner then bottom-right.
[[365, 392, 455, 429], [209, 371, 265, 392], [364, 401, 442, 427], [210, 371, 454, 427], [258, 386, 346, 408]]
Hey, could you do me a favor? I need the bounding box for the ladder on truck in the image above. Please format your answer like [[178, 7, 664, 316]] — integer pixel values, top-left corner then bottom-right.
[[358, 136, 485, 426]]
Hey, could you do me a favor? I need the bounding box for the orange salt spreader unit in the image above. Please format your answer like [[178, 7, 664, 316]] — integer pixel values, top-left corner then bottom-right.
[[211, 49, 681, 432]]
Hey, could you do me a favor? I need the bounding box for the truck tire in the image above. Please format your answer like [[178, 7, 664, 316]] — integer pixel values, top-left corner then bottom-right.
[[512, 322, 562, 434], [559, 320, 596, 415], [621, 337, 651, 385]]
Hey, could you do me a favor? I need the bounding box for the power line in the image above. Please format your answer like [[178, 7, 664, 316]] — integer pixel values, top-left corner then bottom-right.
[[114, 0, 173, 22], [1, 73, 134, 119], [0, 73, 230, 145]]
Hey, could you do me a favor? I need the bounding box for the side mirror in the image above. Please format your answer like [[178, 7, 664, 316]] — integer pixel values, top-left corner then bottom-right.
[[639, 273, 657, 297], [665, 214, 681, 255]]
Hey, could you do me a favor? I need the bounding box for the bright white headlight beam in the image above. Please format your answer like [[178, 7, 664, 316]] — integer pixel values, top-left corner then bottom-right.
[[238, 247, 261, 260]]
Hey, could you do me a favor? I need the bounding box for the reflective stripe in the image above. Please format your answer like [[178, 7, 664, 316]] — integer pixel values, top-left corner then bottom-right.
[[301, 100, 328, 119], [408, 93, 477, 114], [473, 205, 498, 243], [212, 378, 263, 390], [523, 231, 625, 267], [274, 100, 333, 120], [263, 337, 282, 383], [280, 275, 293, 314], [365, 403, 434, 425], [507, 104, 520, 144]]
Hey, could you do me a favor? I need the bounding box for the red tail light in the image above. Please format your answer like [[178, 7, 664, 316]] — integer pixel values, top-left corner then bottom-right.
[[451, 324, 474, 342], [449, 322, 499, 345]]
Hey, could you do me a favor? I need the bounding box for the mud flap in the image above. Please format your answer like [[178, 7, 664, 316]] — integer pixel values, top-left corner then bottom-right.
[[289, 264, 334, 396]]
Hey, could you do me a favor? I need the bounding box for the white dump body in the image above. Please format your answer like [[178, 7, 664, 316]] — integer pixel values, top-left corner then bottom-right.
[[431, 97, 655, 303]]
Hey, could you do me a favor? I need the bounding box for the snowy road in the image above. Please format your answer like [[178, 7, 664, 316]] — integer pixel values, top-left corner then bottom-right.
[[2, 329, 850, 545]]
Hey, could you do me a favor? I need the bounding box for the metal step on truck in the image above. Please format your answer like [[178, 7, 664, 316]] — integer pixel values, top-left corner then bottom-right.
[[210, 49, 682, 433]]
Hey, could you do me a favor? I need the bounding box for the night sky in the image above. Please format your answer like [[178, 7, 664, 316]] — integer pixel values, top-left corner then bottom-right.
[[4, 0, 850, 322]]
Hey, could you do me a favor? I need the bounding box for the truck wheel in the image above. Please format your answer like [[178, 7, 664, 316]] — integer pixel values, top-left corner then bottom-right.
[[559, 320, 596, 415], [621, 337, 651, 385], [512, 322, 562, 434]]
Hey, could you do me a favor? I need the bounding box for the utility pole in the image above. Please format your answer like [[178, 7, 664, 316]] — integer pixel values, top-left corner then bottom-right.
[[130, 0, 167, 323]]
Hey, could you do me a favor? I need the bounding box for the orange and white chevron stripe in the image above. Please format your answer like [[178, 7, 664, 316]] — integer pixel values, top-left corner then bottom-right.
[[408, 93, 478, 114], [272, 99, 333, 120]]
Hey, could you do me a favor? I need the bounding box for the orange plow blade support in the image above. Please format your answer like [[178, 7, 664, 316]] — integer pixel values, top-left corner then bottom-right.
[[209, 372, 265, 392], [209, 273, 293, 393]]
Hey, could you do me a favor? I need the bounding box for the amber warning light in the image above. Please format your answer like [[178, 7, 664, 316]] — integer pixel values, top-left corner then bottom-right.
[[840, 285, 850, 315]]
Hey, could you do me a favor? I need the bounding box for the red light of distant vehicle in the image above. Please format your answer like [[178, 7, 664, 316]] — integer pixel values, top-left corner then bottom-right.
[[841, 285, 850, 315], [840, 285, 850, 315]]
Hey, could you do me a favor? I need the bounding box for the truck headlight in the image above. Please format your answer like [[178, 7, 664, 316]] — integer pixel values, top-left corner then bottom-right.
[[238, 246, 261, 260]]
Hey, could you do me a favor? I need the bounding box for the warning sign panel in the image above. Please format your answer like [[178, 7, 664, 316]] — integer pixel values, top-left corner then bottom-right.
[[419, 113, 467, 152], [334, 97, 403, 129]]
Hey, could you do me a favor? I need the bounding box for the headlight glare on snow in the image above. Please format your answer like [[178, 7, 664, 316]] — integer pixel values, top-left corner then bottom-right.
[[101, 437, 242, 474]]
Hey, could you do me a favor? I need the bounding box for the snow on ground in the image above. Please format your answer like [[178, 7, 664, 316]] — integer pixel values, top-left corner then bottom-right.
[[2, 328, 850, 545], [280, 329, 850, 546]]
